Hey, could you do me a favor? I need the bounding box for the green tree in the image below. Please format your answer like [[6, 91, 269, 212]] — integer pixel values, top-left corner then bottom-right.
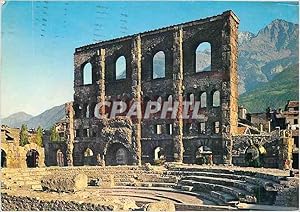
[[50, 125, 59, 142], [35, 126, 43, 147], [19, 124, 29, 147]]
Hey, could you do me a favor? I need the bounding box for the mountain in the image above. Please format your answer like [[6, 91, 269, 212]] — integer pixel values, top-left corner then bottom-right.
[[238, 19, 299, 93], [149, 19, 298, 95], [25, 105, 65, 129], [1, 112, 33, 127], [239, 64, 299, 112], [2, 104, 65, 130]]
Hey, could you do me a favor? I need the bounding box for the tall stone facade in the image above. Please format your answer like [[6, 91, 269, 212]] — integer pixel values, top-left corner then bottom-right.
[[72, 11, 239, 166]]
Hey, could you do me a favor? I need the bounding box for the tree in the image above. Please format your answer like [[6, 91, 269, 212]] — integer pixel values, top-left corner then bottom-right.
[[50, 125, 59, 142], [35, 126, 43, 147], [19, 124, 29, 147]]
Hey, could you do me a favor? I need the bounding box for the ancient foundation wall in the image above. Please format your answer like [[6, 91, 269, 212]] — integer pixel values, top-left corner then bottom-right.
[[1, 194, 114, 211]]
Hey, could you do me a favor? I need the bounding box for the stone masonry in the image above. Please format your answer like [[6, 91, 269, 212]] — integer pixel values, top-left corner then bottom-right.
[[72, 11, 239, 166]]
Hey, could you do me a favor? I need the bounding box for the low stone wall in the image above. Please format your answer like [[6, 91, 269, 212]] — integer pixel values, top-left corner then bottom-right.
[[1, 193, 114, 211]]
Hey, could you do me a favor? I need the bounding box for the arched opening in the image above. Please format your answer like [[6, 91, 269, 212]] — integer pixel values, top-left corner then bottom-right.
[[186, 93, 195, 105], [153, 51, 165, 79], [105, 143, 132, 166], [196, 42, 211, 72], [200, 92, 207, 108], [1, 149, 7, 168], [56, 149, 64, 167], [154, 147, 161, 161], [26, 149, 39, 168], [195, 146, 213, 165], [116, 56, 126, 80], [83, 148, 94, 166], [212, 90, 221, 107], [74, 104, 82, 119], [85, 104, 90, 118], [166, 95, 173, 109], [83, 62, 92, 85], [116, 148, 128, 165]]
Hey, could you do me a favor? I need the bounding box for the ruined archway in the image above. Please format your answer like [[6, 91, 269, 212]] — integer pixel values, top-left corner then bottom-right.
[[26, 149, 39, 168], [83, 148, 94, 166], [105, 142, 133, 166], [56, 149, 65, 167], [1, 149, 7, 168], [195, 145, 213, 165]]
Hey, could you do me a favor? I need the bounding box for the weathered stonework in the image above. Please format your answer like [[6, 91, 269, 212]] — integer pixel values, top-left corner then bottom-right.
[[232, 130, 294, 168], [41, 173, 88, 193], [72, 11, 239, 165], [1, 127, 45, 168]]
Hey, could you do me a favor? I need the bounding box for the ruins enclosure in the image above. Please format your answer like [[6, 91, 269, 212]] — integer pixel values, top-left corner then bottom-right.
[[72, 10, 239, 166], [1, 10, 298, 211]]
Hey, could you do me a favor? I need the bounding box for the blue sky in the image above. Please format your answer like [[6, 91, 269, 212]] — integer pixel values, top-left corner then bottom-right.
[[1, 1, 299, 117]]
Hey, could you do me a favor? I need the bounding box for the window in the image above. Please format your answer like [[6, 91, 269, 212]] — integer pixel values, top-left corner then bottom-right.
[[294, 119, 298, 124], [212, 91, 221, 107], [75, 129, 80, 138], [166, 95, 173, 109], [214, 121, 220, 134], [116, 56, 126, 80], [186, 93, 195, 106], [83, 129, 88, 137], [153, 51, 165, 79], [155, 124, 162, 135], [74, 104, 82, 118], [184, 123, 192, 134], [85, 104, 90, 118], [83, 63, 92, 85], [195, 42, 211, 72], [199, 122, 206, 134], [200, 92, 207, 108], [166, 124, 173, 135]]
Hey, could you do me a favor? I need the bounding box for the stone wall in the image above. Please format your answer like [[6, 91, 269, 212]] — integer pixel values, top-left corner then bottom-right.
[[1, 142, 45, 168], [1, 194, 113, 211], [72, 10, 239, 166], [232, 130, 294, 168]]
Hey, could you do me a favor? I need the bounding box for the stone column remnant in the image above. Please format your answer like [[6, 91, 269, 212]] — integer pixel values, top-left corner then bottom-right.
[[65, 102, 75, 166], [172, 27, 184, 163], [131, 35, 142, 165]]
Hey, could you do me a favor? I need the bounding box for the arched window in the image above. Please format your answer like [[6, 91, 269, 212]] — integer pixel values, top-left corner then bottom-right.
[[116, 56, 126, 80], [213, 91, 221, 107], [200, 92, 207, 108], [187, 93, 195, 105], [153, 51, 165, 79], [83, 63, 92, 85], [166, 95, 173, 109], [196, 42, 211, 72]]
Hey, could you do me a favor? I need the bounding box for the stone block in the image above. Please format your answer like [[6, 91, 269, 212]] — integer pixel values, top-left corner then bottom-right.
[[144, 201, 175, 211], [41, 173, 88, 193]]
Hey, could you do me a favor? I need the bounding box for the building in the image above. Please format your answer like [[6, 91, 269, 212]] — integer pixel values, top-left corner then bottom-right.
[[71, 11, 239, 166]]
